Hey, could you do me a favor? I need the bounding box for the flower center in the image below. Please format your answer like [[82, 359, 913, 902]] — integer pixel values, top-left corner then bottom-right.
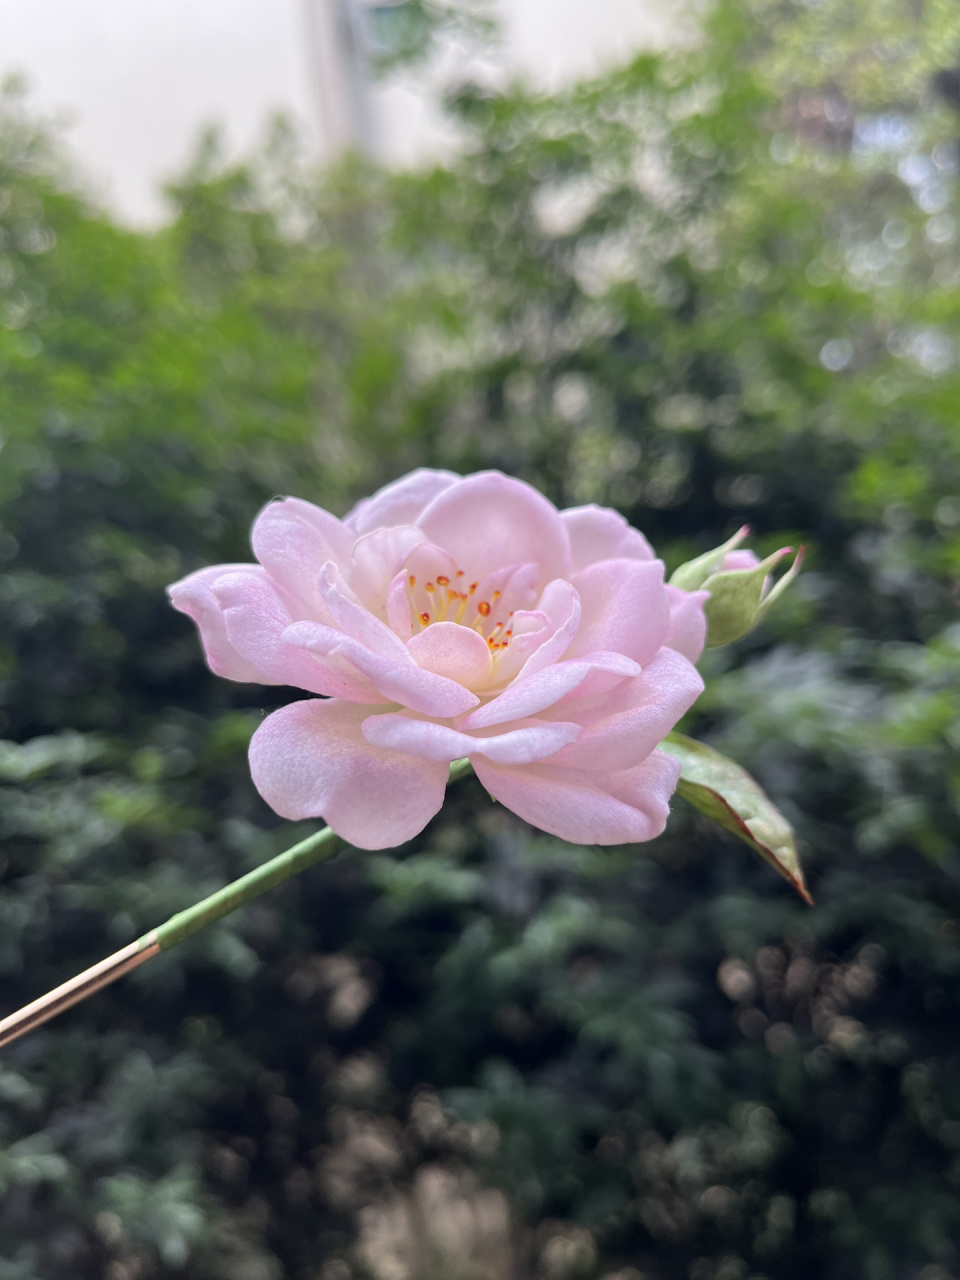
[[406, 569, 514, 652]]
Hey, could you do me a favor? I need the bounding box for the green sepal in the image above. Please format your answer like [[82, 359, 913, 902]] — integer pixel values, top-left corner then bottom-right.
[[702, 546, 794, 648], [663, 732, 812, 904], [669, 525, 750, 591], [754, 545, 805, 624]]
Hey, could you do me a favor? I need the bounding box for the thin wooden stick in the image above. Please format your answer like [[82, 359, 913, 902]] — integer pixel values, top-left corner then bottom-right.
[[0, 934, 161, 1049], [0, 759, 474, 1050]]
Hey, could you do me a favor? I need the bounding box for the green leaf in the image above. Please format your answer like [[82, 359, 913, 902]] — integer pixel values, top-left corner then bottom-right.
[[663, 733, 812, 904]]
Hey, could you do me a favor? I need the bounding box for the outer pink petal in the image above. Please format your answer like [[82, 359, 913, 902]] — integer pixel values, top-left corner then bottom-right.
[[282, 621, 479, 716], [213, 571, 381, 700], [251, 498, 352, 611], [665, 585, 709, 664], [561, 505, 655, 571], [472, 750, 682, 845], [344, 468, 461, 535], [458, 652, 640, 730], [361, 713, 581, 765], [545, 647, 704, 771], [167, 564, 269, 683], [566, 559, 669, 665], [249, 699, 448, 849], [417, 471, 572, 586], [407, 621, 494, 686]]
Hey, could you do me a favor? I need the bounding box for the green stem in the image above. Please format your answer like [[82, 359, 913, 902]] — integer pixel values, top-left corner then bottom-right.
[[152, 756, 475, 951], [447, 756, 473, 785], [154, 824, 345, 951]]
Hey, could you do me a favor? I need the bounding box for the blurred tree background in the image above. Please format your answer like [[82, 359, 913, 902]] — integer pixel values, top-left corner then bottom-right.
[[2, 0, 960, 1276]]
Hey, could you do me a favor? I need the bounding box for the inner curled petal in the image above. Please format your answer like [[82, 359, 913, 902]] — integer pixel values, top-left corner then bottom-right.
[[348, 525, 426, 620], [406, 621, 494, 687]]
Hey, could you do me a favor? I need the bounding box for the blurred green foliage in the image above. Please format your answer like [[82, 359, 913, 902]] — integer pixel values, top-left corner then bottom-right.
[[2, 0, 960, 1275]]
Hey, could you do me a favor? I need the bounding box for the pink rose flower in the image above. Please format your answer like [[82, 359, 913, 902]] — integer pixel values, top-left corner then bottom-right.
[[168, 470, 706, 849]]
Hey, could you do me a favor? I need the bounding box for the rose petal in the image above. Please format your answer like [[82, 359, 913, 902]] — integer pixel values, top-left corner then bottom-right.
[[458, 651, 640, 729], [722, 549, 762, 571], [386, 570, 413, 640], [512, 579, 582, 681], [319, 562, 417, 661], [472, 750, 682, 845], [665, 585, 709, 664], [478, 610, 551, 687], [417, 471, 572, 587], [562, 505, 655, 571], [348, 525, 427, 617], [251, 497, 352, 611], [249, 699, 448, 848], [467, 561, 541, 620], [283, 620, 479, 716], [566, 558, 669, 665], [403, 543, 461, 597], [545, 647, 704, 771], [362, 712, 581, 764], [344, 468, 461, 535], [168, 564, 270, 683], [213, 571, 381, 700], [407, 621, 494, 687]]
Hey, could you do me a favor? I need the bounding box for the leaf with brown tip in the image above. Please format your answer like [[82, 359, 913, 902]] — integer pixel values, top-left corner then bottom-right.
[[663, 732, 813, 904]]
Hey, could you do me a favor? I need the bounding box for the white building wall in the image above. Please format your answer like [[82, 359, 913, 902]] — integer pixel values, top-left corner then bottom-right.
[[0, 0, 677, 224]]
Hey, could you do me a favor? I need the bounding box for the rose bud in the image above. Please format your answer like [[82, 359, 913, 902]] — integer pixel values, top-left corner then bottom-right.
[[670, 526, 803, 648]]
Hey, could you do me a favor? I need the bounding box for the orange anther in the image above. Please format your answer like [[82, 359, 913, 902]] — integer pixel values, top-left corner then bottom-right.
[[492, 590, 501, 600], [437, 575, 450, 586], [408, 575, 416, 587], [456, 570, 465, 577], [425, 582, 435, 593], [469, 582, 478, 594], [419, 612, 430, 625], [477, 601, 491, 617]]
